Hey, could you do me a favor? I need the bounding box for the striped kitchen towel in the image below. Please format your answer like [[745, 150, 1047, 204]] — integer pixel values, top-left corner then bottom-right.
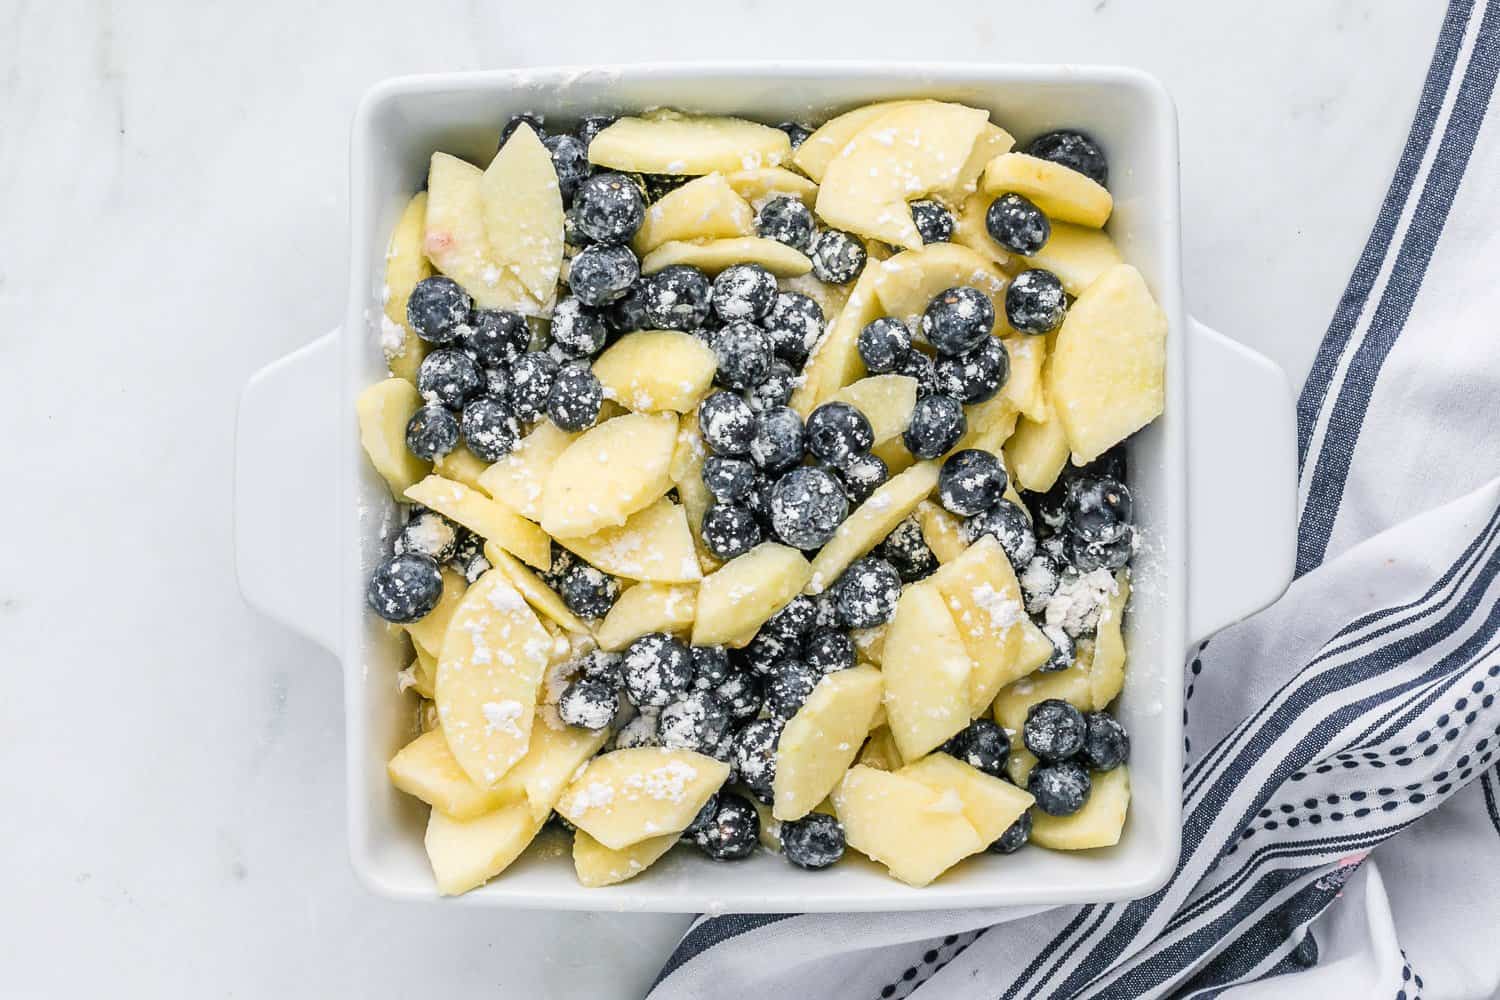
[[647, 2, 1500, 997]]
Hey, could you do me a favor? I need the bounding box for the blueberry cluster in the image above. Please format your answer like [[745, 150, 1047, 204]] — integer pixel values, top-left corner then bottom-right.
[[366, 506, 493, 623], [1021, 699, 1130, 816]]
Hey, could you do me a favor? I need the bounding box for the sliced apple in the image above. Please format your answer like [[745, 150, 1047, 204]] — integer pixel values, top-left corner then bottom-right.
[[726, 166, 819, 208], [927, 535, 1028, 716], [1046, 264, 1167, 464], [772, 665, 884, 821], [388, 728, 521, 820], [952, 191, 1025, 272], [669, 412, 720, 573], [1031, 222, 1124, 296], [851, 623, 887, 666], [1090, 570, 1131, 709], [778, 272, 849, 323], [588, 113, 792, 175], [596, 583, 698, 652], [1005, 413, 1070, 493], [828, 374, 917, 446], [1031, 765, 1130, 850], [632, 173, 754, 254], [356, 378, 431, 496], [857, 725, 905, 772], [1006, 746, 1039, 787], [477, 421, 579, 520], [402, 649, 436, 698], [405, 475, 551, 570], [1000, 333, 1047, 422], [918, 500, 968, 564], [540, 411, 679, 539], [806, 460, 940, 593], [792, 100, 923, 182], [382, 191, 433, 382], [482, 543, 589, 635], [556, 499, 701, 584], [882, 581, 974, 760], [872, 243, 1009, 333], [982, 152, 1113, 228], [502, 719, 612, 822], [640, 237, 813, 277], [480, 124, 565, 303], [789, 258, 884, 416], [953, 396, 1019, 455], [832, 764, 985, 887], [573, 830, 679, 887], [432, 443, 490, 492], [403, 567, 467, 657], [693, 542, 812, 646], [943, 122, 1015, 202], [900, 753, 1034, 843], [817, 102, 990, 250], [1014, 616, 1056, 677], [871, 434, 916, 476], [435, 569, 554, 787], [991, 661, 1094, 735], [424, 152, 546, 314], [556, 747, 730, 850], [424, 800, 547, 895], [592, 330, 718, 412]]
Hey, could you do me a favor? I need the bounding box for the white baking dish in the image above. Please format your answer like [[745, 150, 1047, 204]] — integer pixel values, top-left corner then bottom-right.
[[234, 63, 1296, 912]]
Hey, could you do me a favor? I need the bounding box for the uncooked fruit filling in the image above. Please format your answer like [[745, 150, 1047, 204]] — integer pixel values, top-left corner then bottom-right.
[[359, 102, 1165, 895]]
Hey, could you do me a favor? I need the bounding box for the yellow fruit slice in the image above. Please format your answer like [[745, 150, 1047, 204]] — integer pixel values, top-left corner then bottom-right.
[[432, 444, 490, 492], [725, 166, 819, 208], [1005, 414, 1071, 493], [596, 583, 698, 651], [807, 461, 940, 593], [424, 801, 547, 895], [927, 535, 1028, 715], [591, 330, 718, 412], [1030, 222, 1124, 297], [982, 152, 1113, 228], [482, 543, 589, 635], [356, 378, 430, 495], [772, 665, 884, 821], [388, 728, 521, 820], [540, 412, 679, 539], [403, 568, 467, 656], [828, 374, 918, 446], [405, 475, 551, 570], [882, 582, 974, 760], [640, 237, 813, 277], [424, 152, 546, 314], [832, 765, 985, 887], [693, 543, 812, 646], [1089, 570, 1131, 709], [918, 501, 968, 564], [556, 499, 701, 584], [588, 114, 792, 174], [857, 725, 905, 772], [943, 122, 1015, 203], [382, 192, 433, 382], [477, 421, 579, 520], [1031, 766, 1130, 850], [632, 173, 754, 254], [789, 258, 884, 416], [573, 830, 679, 887], [502, 719, 611, 822], [556, 747, 730, 850], [991, 662, 1094, 734], [899, 753, 1034, 843], [793, 100, 924, 181], [872, 242, 1010, 333], [479, 124, 565, 303]]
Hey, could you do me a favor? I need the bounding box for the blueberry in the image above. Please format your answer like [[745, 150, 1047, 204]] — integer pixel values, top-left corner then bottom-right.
[[543, 133, 591, 204], [691, 791, 759, 860], [576, 114, 616, 151], [563, 209, 592, 250], [713, 264, 778, 323], [734, 718, 782, 802], [702, 502, 763, 560], [568, 244, 639, 306], [499, 112, 545, 146], [572, 172, 646, 244], [986, 193, 1050, 256], [742, 473, 773, 526], [811, 592, 842, 631], [481, 366, 512, 403], [776, 122, 814, 148], [1024, 698, 1087, 761], [1025, 129, 1108, 187], [922, 286, 995, 357], [1005, 269, 1067, 335], [910, 199, 955, 244], [1083, 712, 1130, 771], [988, 811, 1032, 854], [716, 672, 764, 723], [407, 276, 473, 344], [1028, 761, 1091, 816], [395, 508, 459, 562], [804, 628, 855, 675], [461, 397, 520, 460], [612, 709, 660, 750], [1019, 553, 1063, 615], [748, 359, 797, 412], [756, 196, 815, 251], [406, 403, 460, 460], [558, 676, 619, 730], [702, 455, 756, 502], [809, 229, 867, 284], [577, 649, 624, 683], [510, 351, 559, 424], [805, 402, 874, 467], [903, 394, 966, 459], [963, 498, 1037, 566], [857, 317, 912, 374], [690, 645, 731, 691], [734, 630, 798, 677], [549, 298, 608, 358], [834, 556, 901, 629], [763, 595, 818, 645], [764, 292, 825, 366], [934, 336, 1009, 404], [683, 792, 721, 841], [698, 391, 756, 456], [712, 321, 773, 390], [876, 516, 938, 583], [642, 173, 690, 201], [835, 451, 888, 504], [546, 363, 603, 431], [621, 633, 694, 709], [659, 690, 732, 752], [945, 719, 1011, 778], [750, 406, 806, 475], [557, 563, 620, 620], [367, 552, 444, 623], [1066, 530, 1133, 573], [782, 812, 846, 870], [1067, 476, 1133, 545], [540, 544, 577, 588], [462, 309, 529, 365], [447, 528, 484, 578], [604, 281, 650, 334], [939, 449, 1008, 517], [770, 467, 848, 550], [894, 348, 939, 397], [417, 348, 483, 408], [643, 264, 714, 331], [767, 659, 819, 718]]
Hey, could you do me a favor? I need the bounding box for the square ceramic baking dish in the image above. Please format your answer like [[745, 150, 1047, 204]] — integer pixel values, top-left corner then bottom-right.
[[234, 63, 1297, 911]]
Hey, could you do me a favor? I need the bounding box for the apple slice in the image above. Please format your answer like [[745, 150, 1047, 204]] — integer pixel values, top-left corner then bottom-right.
[[424, 152, 546, 313], [857, 726, 905, 772], [435, 569, 554, 787], [726, 166, 819, 208], [1046, 265, 1167, 464], [1031, 766, 1130, 850], [778, 272, 849, 323], [952, 191, 1026, 273], [1014, 617, 1056, 677], [953, 396, 1019, 455], [693, 542, 812, 646], [816, 102, 990, 250], [477, 421, 579, 520], [773, 665, 884, 820], [1006, 746, 1039, 787], [918, 500, 968, 564], [382, 191, 433, 382], [851, 623, 887, 665], [882, 582, 974, 760], [832, 765, 985, 887], [556, 499, 701, 584], [1005, 413, 1070, 492], [403, 567, 467, 656], [828, 374, 918, 446], [424, 800, 547, 895], [789, 258, 884, 416], [1030, 222, 1124, 296], [926, 535, 1028, 716], [871, 435, 916, 476], [405, 475, 551, 570], [596, 583, 698, 652], [872, 243, 1010, 333], [1089, 570, 1131, 709], [982, 152, 1113, 228], [501, 719, 611, 822], [641, 237, 812, 277], [991, 661, 1094, 734], [899, 753, 1034, 843], [573, 830, 679, 887], [943, 122, 1016, 202], [556, 747, 730, 850], [432, 443, 489, 492], [793, 100, 923, 181], [591, 330, 718, 412], [806, 460, 940, 593], [388, 728, 522, 819], [668, 413, 720, 573], [480, 124, 565, 303], [540, 411, 679, 539], [402, 650, 436, 699], [1000, 333, 1047, 422], [632, 173, 754, 254], [482, 543, 589, 635], [356, 378, 431, 495], [588, 113, 792, 175]]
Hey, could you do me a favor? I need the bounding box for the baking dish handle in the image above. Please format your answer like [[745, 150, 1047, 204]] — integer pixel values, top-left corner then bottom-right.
[[235, 331, 341, 656], [1185, 317, 1296, 645]]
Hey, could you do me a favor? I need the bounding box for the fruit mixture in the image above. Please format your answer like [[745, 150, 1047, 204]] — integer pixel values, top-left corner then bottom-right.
[[358, 101, 1166, 895]]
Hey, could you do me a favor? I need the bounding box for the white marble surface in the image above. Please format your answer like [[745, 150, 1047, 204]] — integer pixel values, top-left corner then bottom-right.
[[0, 1, 1443, 996]]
